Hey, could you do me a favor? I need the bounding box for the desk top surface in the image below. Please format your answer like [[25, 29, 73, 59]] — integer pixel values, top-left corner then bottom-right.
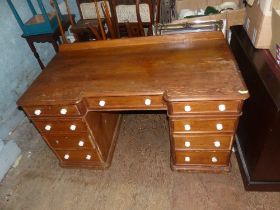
[[18, 32, 248, 106]]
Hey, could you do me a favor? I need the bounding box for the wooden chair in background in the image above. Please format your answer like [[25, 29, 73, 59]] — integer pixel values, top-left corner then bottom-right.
[[111, 0, 154, 37]]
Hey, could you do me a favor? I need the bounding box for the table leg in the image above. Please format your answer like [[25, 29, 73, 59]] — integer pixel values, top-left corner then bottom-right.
[[26, 38, 45, 69], [51, 40, 59, 53]]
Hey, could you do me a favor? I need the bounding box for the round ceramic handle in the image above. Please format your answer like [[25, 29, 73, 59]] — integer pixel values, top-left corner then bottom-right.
[[99, 100, 106, 107], [34, 109, 41, 116], [78, 140, 84, 147], [218, 104, 226, 112], [212, 157, 218, 163], [184, 141, 191, 148], [185, 156, 191, 162], [45, 125, 51, 131], [70, 124, 76, 131], [184, 105, 191, 112], [60, 108, 67, 115], [216, 123, 223, 131], [144, 98, 151, 106], [64, 154, 70, 160], [184, 124, 191, 131], [86, 154, 91, 160], [214, 141, 221, 148]]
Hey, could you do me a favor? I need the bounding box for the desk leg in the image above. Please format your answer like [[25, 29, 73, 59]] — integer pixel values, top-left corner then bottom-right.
[[25, 38, 45, 69]]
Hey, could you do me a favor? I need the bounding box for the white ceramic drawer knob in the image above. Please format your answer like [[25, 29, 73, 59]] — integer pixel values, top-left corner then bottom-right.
[[218, 104, 226, 112], [99, 100, 106, 107], [70, 124, 76, 131], [214, 141, 221, 148], [184, 124, 191, 131], [185, 156, 191, 162], [64, 154, 70, 160], [216, 123, 223, 131], [78, 140, 84, 147], [34, 109, 41, 116], [212, 157, 218, 163], [86, 154, 91, 160], [45, 125, 51, 131], [60, 108, 67, 115], [184, 105, 191, 112], [184, 141, 191, 148], [144, 98, 151, 106]]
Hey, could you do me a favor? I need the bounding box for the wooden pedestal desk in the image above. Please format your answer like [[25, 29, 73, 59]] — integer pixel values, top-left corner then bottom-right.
[[17, 32, 249, 173]]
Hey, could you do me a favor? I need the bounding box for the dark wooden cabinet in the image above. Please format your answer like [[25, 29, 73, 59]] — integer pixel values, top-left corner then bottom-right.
[[230, 25, 280, 191]]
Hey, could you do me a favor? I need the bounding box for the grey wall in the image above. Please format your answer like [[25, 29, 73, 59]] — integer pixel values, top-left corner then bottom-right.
[[0, 0, 79, 139], [0, 0, 80, 181]]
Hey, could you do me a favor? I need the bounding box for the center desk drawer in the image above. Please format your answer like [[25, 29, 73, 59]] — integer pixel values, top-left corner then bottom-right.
[[171, 118, 237, 133], [169, 101, 241, 115], [43, 133, 95, 149], [175, 151, 230, 166], [24, 105, 82, 117], [32, 118, 87, 133], [85, 95, 165, 110], [173, 134, 233, 150]]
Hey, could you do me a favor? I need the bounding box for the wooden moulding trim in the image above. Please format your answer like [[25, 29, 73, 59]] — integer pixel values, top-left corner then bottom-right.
[[59, 32, 224, 52]]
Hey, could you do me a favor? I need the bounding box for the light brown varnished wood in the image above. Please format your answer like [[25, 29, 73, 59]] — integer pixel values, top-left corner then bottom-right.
[[17, 32, 249, 172], [18, 32, 248, 106]]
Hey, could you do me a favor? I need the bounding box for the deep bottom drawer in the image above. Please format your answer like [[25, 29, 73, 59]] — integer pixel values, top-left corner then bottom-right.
[[175, 151, 230, 166], [55, 149, 100, 162]]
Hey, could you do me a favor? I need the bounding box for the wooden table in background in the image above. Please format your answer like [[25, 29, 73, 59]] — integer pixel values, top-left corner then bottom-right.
[[17, 32, 248, 173]]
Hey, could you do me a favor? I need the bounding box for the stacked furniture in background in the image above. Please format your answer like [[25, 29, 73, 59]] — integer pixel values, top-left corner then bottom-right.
[[7, 0, 73, 69]]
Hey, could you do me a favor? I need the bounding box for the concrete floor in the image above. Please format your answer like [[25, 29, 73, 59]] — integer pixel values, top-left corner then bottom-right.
[[0, 114, 279, 210]]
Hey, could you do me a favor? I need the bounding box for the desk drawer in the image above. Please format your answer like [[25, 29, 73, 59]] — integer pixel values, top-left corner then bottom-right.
[[56, 149, 100, 162], [24, 105, 81, 117], [43, 133, 95, 149], [86, 95, 165, 110], [175, 151, 230, 166], [171, 118, 237, 133], [168, 101, 241, 115], [32, 118, 87, 133], [173, 134, 233, 150]]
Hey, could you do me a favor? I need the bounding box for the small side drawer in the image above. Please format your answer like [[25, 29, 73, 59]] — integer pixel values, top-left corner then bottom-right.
[[168, 100, 241, 115], [56, 149, 100, 162], [24, 105, 81, 117], [171, 118, 237, 133], [43, 133, 95, 149], [175, 151, 230, 166], [32, 118, 87, 133], [173, 134, 233, 150], [85, 95, 166, 110]]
